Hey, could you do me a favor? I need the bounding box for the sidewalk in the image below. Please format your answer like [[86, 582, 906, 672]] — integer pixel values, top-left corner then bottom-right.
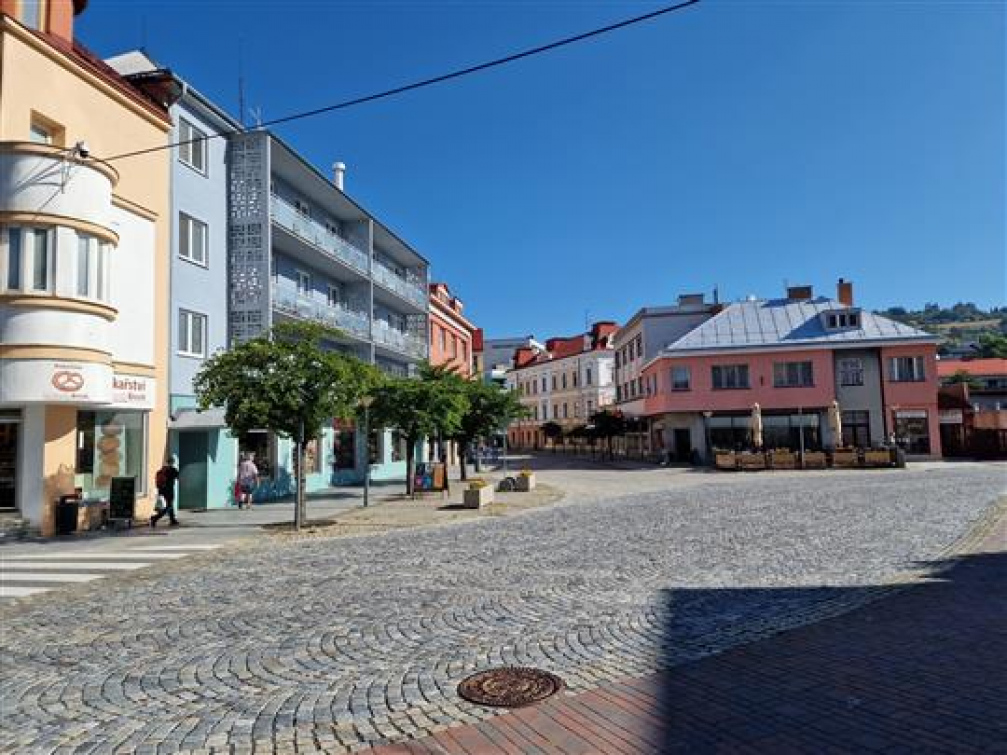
[[368, 511, 1007, 754]]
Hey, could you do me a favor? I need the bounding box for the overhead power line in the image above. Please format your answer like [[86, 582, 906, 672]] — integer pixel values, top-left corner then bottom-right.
[[106, 0, 702, 162]]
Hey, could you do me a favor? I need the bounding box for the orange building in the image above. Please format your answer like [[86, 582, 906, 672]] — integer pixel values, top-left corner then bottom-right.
[[428, 282, 476, 377]]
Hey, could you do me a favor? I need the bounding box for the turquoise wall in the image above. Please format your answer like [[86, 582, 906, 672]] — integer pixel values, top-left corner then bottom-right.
[[169, 395, 240, 510]]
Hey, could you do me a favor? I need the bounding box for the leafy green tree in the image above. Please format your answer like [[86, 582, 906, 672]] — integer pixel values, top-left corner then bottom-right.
[[588, 409, 627, 460], [978, 332, 1007, 358], [193, 322, 379, 529], [370, 364, 470, 495], [453, 381, 526, 479], [945, 370, 983, 389]]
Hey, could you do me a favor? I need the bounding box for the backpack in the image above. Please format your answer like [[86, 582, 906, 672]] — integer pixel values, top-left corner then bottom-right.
[[155, 467, 168, 489]]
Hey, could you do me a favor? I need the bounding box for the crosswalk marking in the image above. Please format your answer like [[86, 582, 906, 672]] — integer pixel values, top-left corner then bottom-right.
[[126, 544, 221, 551], [1, 551, 187, 561], [0, 572, 104, 583], [2, 561, 150, 571], [0, 585, 50, 598]]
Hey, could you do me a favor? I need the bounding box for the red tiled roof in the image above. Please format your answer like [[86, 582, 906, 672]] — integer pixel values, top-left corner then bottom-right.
[[937, 359, 1007, 378]]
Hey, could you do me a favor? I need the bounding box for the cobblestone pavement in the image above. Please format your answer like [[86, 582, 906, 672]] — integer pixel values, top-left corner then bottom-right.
[[1, 464, 1004, 754]]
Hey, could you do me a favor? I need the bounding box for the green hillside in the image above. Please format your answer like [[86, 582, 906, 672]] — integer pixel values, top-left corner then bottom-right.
[[876, 303, 1007, 357]]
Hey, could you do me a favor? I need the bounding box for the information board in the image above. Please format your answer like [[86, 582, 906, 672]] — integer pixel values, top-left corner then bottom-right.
[[412, 462, 448, 494], [109, 476, 136, 520]]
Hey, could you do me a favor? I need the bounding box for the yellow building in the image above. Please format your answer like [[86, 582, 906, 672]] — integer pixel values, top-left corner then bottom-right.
[[0, 0, 172, 534]]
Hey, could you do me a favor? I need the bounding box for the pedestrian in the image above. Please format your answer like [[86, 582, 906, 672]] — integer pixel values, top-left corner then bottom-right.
[[150, 456, 180, 527], [237, 452, 259, 510]]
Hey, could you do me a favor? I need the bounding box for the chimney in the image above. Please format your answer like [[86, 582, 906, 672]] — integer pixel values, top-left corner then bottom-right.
[[332, 161, 346, 190], [786, 284, 814, 301], [837, 278, 854, 307], [677, 293, 705, 308]]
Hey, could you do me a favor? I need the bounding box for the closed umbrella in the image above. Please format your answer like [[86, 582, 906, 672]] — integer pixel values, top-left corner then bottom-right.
[[828, 400, 843, 448], [750, 403, 763, 449]]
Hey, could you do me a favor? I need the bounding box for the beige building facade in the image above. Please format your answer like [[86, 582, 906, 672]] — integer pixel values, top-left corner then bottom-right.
[[0, 1, 172, 533]]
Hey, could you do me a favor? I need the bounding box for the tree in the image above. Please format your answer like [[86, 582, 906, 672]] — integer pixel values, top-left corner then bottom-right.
[[453, 381, 526, 479], [370, 364, 470, 495], [589, 409, 627, 460], [540, 421, 563, 452], [193, 322, 378, 529], [945, 370, 983, 389], [978, 332, 1007, 358]]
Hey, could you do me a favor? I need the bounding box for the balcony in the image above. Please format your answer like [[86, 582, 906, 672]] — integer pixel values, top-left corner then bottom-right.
[[372, 262, 428, 309], [372, 321, 427, 360], [270, 194, 370, 276], [271, 283, 370, 340]]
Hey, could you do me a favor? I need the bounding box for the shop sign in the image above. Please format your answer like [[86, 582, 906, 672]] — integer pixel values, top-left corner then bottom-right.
[[42, 362, 105, 403], [939, 409, 964, 425], [895, 409, 928, 419], [111, 374, 153, 409]]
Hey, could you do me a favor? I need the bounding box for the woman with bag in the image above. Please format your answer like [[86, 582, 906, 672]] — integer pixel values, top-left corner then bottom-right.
[[236, 453, 259, 510]]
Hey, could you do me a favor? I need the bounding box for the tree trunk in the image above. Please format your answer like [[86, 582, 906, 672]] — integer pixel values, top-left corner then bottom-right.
[[459, 440, 468, 482], [405, 436, 416, 497]]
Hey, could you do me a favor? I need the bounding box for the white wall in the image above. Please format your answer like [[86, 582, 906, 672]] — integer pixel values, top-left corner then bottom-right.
[[107, 205, 155, 366]]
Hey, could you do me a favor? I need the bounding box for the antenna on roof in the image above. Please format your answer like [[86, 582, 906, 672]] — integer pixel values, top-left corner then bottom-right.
[[237, 38, 246, 129], [713, 285, 719, 305], [249, 106, 263, 129]]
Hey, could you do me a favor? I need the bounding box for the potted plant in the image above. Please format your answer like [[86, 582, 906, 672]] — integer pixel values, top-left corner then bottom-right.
[[516, 468, 536, 491], [714, 449, 737, 470], [769, 448, 796, 469], [463, 479, 494, 509], [831, 447, 858, 468]]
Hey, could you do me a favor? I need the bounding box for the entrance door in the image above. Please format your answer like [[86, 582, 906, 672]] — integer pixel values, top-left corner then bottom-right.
[[0, 417, 18, 510], [178, 432, 208, 510], [673, 428, 692, 462]]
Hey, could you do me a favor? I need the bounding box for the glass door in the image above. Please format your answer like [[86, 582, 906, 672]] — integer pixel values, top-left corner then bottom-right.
[[0, 413, 19, 510]]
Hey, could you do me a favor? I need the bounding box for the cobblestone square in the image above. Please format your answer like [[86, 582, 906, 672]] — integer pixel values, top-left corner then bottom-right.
[[1, 462, 1003, 754]]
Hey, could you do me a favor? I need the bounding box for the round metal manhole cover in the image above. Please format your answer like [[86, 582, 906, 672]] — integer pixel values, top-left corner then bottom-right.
[[457, 667, 564, 708]]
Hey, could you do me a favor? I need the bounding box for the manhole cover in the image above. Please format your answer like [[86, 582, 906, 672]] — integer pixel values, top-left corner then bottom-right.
[[457, 667, 564, 708]]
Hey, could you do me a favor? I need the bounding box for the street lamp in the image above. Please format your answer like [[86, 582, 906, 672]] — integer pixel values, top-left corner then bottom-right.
[[359, 395, 374, 507]]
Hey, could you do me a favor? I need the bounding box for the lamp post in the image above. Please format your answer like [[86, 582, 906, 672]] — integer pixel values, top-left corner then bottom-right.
[[702, 410, 713, 465], [359, 395, 374, 507]]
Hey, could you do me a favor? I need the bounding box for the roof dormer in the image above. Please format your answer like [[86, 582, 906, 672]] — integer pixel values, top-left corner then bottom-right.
[[821, 307, 862, 331]]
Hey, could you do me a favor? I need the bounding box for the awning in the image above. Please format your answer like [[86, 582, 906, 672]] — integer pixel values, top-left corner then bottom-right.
[[169, 407, 227, 430]]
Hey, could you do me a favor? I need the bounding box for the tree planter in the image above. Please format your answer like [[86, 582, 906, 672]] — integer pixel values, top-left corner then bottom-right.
[[715, 452, 737, 470], [864, 449, 893, 467], [739, 453, 767, 471], [516, 473, 536, 491], [769, 450, 796, 469], [802, 451, 827, 469], [463, 486, 494, 509], [831, 449, 859, 468]]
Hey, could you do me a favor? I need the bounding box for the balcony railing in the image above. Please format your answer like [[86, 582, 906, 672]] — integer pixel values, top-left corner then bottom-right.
[[372, 321, 427, 359], [372, 262, 428, 308], [271, 283, 370, 339], [270, 195, 370, 276]]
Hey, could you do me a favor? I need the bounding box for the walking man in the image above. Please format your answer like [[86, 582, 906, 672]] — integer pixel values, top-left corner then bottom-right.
[[151, 456, 180, 527]]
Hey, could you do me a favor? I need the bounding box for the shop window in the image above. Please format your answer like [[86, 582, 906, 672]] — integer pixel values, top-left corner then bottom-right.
[[239, 433, 273, 479], [391, 430, 406, 462], [894, 412, 930, 454], [75, 411, 147, 496], [303, 438, 322, 475]]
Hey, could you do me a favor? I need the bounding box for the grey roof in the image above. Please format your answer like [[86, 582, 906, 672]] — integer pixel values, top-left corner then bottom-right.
[[169, 407, 227, 430], [663, 297, 936, 354]]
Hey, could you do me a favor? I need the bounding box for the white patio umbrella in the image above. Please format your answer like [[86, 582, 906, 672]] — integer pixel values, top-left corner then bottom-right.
[[828, 400, 843, 448], [750, 403, 763, 449]]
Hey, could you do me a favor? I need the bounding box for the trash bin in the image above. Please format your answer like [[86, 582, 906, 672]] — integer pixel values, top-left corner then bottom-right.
[[892, 447, 907, 468], [55, 495, 80, 535]]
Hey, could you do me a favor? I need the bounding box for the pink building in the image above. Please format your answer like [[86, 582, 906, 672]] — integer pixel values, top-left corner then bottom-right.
[[641, 280, 942, 461]]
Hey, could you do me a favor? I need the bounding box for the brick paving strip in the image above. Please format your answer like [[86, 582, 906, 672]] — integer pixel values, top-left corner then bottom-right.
[[368, 503, 1007, 755]]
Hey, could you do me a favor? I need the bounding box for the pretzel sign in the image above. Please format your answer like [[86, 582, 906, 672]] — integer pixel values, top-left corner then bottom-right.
[[51, 370, 85, 393]]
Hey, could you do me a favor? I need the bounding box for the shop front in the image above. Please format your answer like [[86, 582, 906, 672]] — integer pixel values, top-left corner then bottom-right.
[[0, 357, 156, 534]]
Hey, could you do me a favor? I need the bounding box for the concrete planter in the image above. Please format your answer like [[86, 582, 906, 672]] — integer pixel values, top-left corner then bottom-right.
[[462, 486, 494, 509], [516, 473, 536, 491]]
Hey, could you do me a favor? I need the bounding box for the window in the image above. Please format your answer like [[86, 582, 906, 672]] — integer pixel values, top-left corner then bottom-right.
[[552, 404, 558, 419], [712, 364, 750, 390], [838, 358, 864, 387], [532, 406, 538, 421], [327, 284, 342, 308], [552, 375, 557, 390], [572, 371, 578, 388], [586, 367, 593, 385], [296, 269, 311, 295], [773, 361, 814, 388], [76, 234, 96, 297], [179, 213, 208, 266], [562, 403, 568, 419], [178, 119, 207, 173], [18, 1, 43, 30], [671, 365, 691, 391], [541, 377, 546, 392], [440, 327, 446, 353], [616, 385, 622, 402], [889, 356, 925, 383], [31, 228, 49, 291], [30, 123, 51, 144], [96, 243, 110, 301], [6, 227, 21, 289], [561, 373, 567, 390], [178, 309, 207, 357], [614, 351, 621, 369], [450, 334, 458, 357], [75, 411, 147, 496]]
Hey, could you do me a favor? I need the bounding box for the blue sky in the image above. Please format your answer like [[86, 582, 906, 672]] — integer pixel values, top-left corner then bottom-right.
[[79, 1, 1005, 339]]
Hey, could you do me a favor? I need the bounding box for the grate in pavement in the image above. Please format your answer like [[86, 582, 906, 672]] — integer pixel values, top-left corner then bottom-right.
[[457, 667, 564, 708]]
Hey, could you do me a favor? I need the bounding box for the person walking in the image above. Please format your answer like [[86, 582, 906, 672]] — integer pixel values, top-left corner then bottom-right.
[[150, 456, 180, 527], [237, 453, 259, 510]]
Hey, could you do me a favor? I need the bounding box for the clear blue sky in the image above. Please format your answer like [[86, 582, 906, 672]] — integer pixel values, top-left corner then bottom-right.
[[79, 1, 1005, 339]]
